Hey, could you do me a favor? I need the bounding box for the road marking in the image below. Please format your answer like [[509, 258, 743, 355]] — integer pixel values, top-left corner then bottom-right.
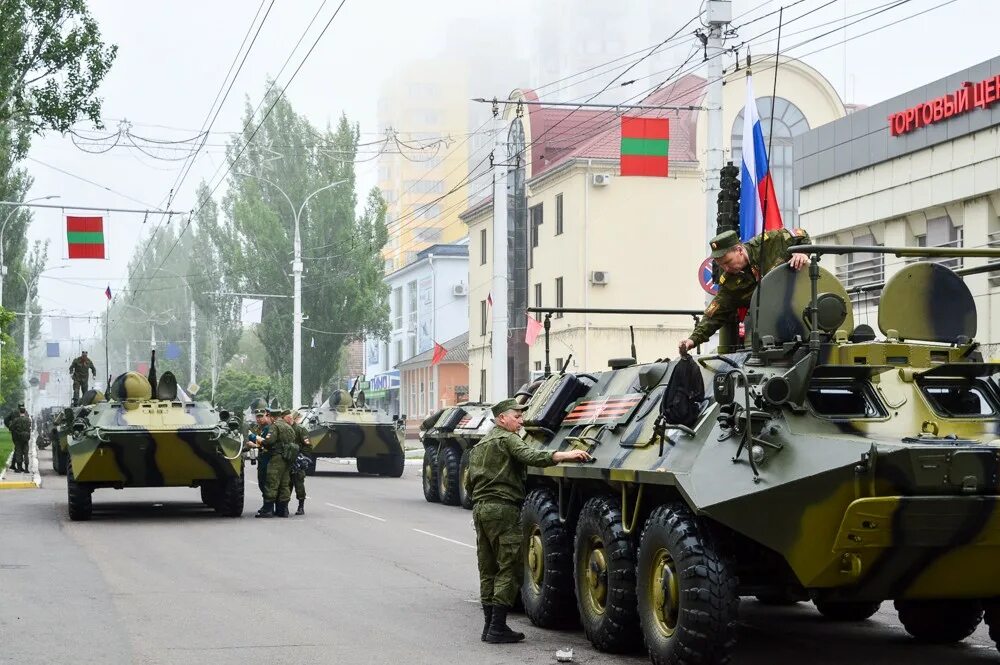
[[412, 528, 475, 549], [325, 502, 386, 522]]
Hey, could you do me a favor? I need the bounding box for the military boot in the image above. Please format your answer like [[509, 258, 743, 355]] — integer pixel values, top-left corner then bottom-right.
[[295, 499, 305, 516], [485, 605, 524, 643], [255, 502, 274, 518], [481, 605, 493, 641], [276, 501, 289, 518]]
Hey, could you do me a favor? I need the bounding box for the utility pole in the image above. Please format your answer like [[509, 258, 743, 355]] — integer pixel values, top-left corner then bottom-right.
[[703, 1, 733, 249], [210, 328, 218, 401], [490, 101, 509, 402], [189, 298, 196, 388]]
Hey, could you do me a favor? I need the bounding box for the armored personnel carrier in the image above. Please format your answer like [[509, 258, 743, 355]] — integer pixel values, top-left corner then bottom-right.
[[51, 391, 106, 475], [64, 355, 245, 520], [515, 246, 1000, 664], [304, 389, 405, 477], [420, 402, 493, 508]]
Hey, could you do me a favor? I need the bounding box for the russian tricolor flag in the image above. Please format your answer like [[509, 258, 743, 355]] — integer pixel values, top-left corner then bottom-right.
[[738, 75, 783, 241]]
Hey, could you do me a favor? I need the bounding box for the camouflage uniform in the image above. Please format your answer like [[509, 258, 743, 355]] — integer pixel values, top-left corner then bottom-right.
[[249, 422, 270, 492], [69, 354, 97, 401], [262, 418, 297, 504], [9, 412, 31, 472], [465, 427, 556, 608], [291, 422, 312, 501], [689, 228, 812, 346]]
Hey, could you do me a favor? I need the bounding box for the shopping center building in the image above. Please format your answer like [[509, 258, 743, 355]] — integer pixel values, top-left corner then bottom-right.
[[795, 55, 1000, 344]]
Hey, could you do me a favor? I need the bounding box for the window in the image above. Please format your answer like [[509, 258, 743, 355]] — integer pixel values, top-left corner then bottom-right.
[[534, 282, 542, 308], [406, 281, 418, 330], [419, 204, 442, 220], [555, 277, 564, 318], [480, 369, 486, 402], [404, 180, 444, 194], [529, 203, 543, 268], [534, 361, 542, 371], [392, 288, 403, 330], [920, 381, 997, 417], [394, 340, 403, 366], [408, 334, 417, 358], [837, 233, 884, 303], [480, 228, 487, 265], [731, 97, 810, 228], [806, 381, 885, 419], [413, 226, 441, 244], [480, 299, 488, 336], [555, 357, 564, 372], [555, 194, 564, 235]]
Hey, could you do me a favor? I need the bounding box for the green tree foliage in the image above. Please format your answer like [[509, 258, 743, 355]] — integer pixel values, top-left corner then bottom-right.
[[210, 87, 389, 402], [0, 0, 118, 141], [103, 186, 241, 392], [0, 306, 25, 407], [210, 369, 278, 413]]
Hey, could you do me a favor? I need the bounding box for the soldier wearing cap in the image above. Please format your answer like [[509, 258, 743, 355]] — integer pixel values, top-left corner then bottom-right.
[[246, 408, 271, 510], [679, 227, 811, 354], [284, 409, 312, 516], [248, 408, 297, 518], [9, 404, 31, 473], [464, 398, 591, 644], [69, 351, 97, 403]]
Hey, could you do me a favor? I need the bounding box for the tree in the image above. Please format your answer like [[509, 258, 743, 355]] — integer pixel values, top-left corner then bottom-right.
[[0, 306, 25, 407], [0, 0, 118, 141], [210, 369, 277, 413]]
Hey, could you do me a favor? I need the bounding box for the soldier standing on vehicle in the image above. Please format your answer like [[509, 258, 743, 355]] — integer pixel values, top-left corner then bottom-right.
[[69, 351, 97, 403], [678, 228, 812, 355], [285, 410, 312, 516], [465, 398, 591, 644], [250, 408, 297, 518], [246, 409, 270, 512], [9, 404, 32, 473]]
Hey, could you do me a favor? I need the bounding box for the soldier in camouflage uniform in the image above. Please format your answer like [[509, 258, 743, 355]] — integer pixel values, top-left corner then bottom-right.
[[246, 409, 270, 510], [464, 398, 591, 644], [9, 405, 31, 473], [679, 227, 812, 354], [251, 409, 298, 518], [285, 410, 312, 516], [69, 351, 97, 403]]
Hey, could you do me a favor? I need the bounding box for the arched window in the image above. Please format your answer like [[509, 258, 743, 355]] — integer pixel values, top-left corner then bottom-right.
[[731, 97, 809, 228]]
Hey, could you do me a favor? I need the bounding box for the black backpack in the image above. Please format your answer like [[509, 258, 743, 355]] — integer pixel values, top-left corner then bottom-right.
[[661, 356, 705, 427]]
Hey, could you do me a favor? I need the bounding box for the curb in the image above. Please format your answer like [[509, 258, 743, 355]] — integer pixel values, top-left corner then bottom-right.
[[0, 432, 41, 489]]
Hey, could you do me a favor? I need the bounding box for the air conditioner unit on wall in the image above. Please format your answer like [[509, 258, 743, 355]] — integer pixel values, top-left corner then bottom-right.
[[452, 283, 468, 297], [590, 270, 610, 285], [592, 173, 612, 187]]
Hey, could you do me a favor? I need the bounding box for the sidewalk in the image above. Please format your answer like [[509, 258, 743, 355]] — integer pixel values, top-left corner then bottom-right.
[[0, 430, 42, 489]]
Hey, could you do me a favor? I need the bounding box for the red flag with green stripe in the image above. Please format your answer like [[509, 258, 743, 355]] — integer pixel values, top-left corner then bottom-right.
[[67, 216, 105, 259], [620, 117, 669, 177]]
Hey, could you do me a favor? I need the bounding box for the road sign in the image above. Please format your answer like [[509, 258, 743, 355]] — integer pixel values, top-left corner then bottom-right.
[[699, 257, 719, 295]]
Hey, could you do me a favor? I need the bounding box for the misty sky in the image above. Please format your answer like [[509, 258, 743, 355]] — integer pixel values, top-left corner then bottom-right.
[[22, 0, 995, 345]]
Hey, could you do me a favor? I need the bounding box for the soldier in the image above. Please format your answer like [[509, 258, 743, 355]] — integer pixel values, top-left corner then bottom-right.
[[246, 409, 270, 510], [9, 404, 32, 474], [464, 398, 591, 644], [251, 408, 297, 518], [69, 351, 97, 403], [679, 228, 812, 355], [285, 410, 312, 516]]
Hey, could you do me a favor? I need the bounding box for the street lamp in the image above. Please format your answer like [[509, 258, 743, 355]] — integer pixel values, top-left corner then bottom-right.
[[234, 172, 347, 408], [0, 195, 59, 307]]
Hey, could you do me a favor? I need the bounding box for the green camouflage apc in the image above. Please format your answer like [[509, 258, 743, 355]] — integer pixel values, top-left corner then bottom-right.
[[420, 402, 494, 508], [303, 389, 406, 477], [65, 355, 245, 521], [51, 391, 106, 476], [514, 245, 1000, 665], [35, 407, 58, 450]]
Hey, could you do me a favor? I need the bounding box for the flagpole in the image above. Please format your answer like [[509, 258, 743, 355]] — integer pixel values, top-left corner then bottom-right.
[[104, 293, 110, 391]]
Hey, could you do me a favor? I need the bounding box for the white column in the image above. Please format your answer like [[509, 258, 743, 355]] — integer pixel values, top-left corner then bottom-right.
[[490, 110, 509, 401], [704, 1, 732, 248], [292, 212, 303, 409]]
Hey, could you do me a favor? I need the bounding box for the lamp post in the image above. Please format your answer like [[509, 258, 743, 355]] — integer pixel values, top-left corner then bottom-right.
[[0, 195, 59, 308], [235, 172, 347, 408]]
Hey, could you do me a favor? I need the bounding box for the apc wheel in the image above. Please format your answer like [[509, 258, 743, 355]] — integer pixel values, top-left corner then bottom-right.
[[216, 470, 245, 518], [458, 450, 472, 510], [815, 600, 880, 621], [895, 600, 983, 643], [379, 455, 405, 478], [53, 445, 67, 475], [422, 447, 440, 502], [637, 503, 738, 665], [985, 603, 1000, 650], [521, 488, 577, 628], [437, 445, 461, 506], [200, 483, 222, 509], [574, 496, 641, 652], [66, 458, 93, 522]]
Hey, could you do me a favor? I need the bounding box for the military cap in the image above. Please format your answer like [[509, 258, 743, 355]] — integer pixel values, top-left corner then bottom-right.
[[710, 230, 741, 259], [268, 408, 283, 417], [290, 409, 302, 420], [253, 408, 268, 416], [491, 398, 528, 418]]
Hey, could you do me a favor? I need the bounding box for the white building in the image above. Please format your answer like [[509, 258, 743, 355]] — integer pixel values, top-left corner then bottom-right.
[[363, 243, 469, 415]]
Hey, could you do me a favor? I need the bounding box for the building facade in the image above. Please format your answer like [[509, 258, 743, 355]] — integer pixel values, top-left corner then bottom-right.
[[463, 57, 846, 400], [363, 243, 469, 415], [795, 55, 1000, 345], [396, 332, 469, 436]]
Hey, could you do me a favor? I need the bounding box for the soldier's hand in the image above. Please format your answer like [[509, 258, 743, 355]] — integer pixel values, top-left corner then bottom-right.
[[678, 338, 695, 356], [554, 449, 592, 463], [788, 253, 810, 271]]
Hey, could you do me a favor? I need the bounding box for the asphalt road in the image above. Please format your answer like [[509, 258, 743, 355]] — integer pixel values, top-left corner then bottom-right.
[[1, 449, 997, 665]]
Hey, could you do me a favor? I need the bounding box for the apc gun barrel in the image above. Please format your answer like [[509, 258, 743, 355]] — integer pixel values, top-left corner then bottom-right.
[[791, 244, 1000, 258]]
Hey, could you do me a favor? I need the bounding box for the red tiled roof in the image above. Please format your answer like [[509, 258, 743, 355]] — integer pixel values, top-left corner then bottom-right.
[[529, 74, 707, 178]]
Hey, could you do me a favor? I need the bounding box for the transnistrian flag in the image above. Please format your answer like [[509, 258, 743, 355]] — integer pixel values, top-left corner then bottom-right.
[[620, 117, 669, 177], [67, 216, 106, 259], [738, 74, 783, 240]]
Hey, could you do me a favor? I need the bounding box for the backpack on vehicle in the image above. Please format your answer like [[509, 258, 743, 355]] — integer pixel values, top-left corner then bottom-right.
[[660, 355, 705, 427]]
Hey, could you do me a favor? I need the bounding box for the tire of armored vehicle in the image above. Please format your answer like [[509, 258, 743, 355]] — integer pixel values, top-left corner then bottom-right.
[[512, 249, 1000, 664], [304, 390, 405, 478], [65, 368, 245, 521], [419, 403, 493, 510]]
